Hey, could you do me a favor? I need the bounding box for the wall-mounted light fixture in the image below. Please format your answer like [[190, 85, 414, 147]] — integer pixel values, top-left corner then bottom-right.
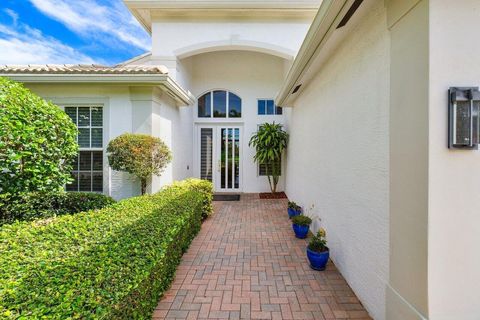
[[448, 87, 480, 149]]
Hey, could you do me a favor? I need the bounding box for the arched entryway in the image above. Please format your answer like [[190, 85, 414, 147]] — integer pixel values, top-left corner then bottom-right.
[[197, 90, 242, 192]]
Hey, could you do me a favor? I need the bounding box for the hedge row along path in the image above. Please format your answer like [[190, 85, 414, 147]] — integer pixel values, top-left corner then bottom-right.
[[0, 179, 211, 319], [154, 194, 371, 320]]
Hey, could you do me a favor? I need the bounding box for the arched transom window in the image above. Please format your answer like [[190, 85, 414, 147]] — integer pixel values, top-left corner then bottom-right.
[[198, 90, 242, 118]]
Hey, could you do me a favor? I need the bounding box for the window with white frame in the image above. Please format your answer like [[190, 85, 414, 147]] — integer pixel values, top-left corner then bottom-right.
[[198, 90, 242, 118], [258, 99, 283, 115], [64, 106, 104, 192]]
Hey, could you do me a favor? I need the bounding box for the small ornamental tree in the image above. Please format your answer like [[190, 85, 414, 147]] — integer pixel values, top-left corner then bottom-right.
[[249, 122, 288, 193], [107, 133, 172, 195], [0, 77, 78, 194]]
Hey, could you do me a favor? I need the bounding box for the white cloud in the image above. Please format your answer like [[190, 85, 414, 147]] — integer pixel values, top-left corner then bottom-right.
[[0, 22, 96, 65], [28, 0, 151, 51], [4, 8, 19, 26]]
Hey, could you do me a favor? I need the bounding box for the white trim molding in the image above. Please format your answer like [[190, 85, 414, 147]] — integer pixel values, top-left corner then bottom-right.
[[1, 73, 195, 107], [175, 40, 295, 60]]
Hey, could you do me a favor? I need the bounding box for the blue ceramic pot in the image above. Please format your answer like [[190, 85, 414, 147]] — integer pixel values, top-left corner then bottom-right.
[[288, 207, 301, 218], [292, 223, 309, 239], [306, 247, 329, 271]]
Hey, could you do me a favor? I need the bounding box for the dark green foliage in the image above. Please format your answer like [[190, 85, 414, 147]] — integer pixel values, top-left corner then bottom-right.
[[249, 122, 288, 193], [53, 192, 116, 214], [0, 192, 115, 226], [172, 179, 213, 220], [0, 77, 78, 194], [0, 179, 212, 319], [288, 201, 301, 211], [291, 215, 312, 226], [308, 229, 328, 253]]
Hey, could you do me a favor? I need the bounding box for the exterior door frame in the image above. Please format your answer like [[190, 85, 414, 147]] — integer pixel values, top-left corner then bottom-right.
[[195, 124, 243, 193]]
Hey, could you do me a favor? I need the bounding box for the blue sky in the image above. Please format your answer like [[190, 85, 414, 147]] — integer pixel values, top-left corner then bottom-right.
[[0, 0, 151, 66]]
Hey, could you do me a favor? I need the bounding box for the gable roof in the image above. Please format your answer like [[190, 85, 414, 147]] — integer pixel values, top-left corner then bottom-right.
[[0, 64, 167, 75]]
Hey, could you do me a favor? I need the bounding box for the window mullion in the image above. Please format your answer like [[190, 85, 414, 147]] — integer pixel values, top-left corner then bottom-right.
[[210, 91, 213, 118], [226, 91, 229, 119], [89, 106, 92, 149]]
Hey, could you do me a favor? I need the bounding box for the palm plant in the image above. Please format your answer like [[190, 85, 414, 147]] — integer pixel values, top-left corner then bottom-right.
[[249, 122, 288, 193]]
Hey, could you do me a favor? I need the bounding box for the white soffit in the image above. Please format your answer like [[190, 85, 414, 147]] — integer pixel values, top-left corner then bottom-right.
[[124, 0, 322, 33]]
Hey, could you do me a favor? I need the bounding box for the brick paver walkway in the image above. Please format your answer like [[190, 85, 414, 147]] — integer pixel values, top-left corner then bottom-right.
[[153, 194, 371, 319]]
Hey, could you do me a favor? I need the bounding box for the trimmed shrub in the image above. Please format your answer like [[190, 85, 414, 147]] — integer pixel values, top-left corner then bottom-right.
[[172, 178, 213, 220], [107, 133, 172, 195], [0, 77, 78, 194], [0, 179, 212, 319], [0, 192, 115, 226]]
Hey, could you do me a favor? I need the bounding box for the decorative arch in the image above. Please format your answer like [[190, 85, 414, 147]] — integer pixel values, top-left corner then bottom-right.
[[198, 89, 242, 118], [176, 40, 295, 60]]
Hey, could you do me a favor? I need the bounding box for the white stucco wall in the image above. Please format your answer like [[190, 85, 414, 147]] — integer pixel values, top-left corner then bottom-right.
[[284, 2, 389, 319], [151, 19, 310, 59], [148, 15, 310, 89], [185, 50, 289, 193], [152, 87, 193, 191], [428, 0, 480, 318], [22, 83, 189, 200]]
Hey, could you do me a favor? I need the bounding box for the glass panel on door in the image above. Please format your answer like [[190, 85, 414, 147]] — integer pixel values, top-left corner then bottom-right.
[[219, 127, 240, 191], [200, 128, 213, 182]]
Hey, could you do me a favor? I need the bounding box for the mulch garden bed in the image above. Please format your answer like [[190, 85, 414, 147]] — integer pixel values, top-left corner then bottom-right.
[[259, 192, 288, 199]]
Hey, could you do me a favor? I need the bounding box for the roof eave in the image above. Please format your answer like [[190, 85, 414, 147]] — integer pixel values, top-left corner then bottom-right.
[[124, 0, 320, 34], [129, 9, 152, 34], [161, 76, 196, 106], [276, 0, 352, 107], [1, 73, 195, 106]]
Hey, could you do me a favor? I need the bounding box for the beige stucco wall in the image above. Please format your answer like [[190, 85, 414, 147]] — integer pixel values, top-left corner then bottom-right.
[[428, 0, 480, 318], [285, 2, 390, 319], [387, 0, 429, 319]]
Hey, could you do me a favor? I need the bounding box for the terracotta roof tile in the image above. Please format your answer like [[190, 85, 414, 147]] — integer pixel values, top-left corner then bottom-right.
[[0, 64, 168, 75]]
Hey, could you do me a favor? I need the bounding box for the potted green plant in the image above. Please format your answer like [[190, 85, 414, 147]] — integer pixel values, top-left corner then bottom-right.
[[288, 201, 302, 218], [306, 228, 329, 271], [249, 122, 288, 194], [291, 215, 312, 239]]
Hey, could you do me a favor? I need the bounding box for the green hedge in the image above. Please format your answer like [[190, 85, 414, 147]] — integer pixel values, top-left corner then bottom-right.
[[0, 179, 213, 319], [172, 178, 213, 220], [0, 192, 116, 226]]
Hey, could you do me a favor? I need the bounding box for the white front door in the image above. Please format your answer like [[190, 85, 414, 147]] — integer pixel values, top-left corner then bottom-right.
[[198, 126, 242, 192]]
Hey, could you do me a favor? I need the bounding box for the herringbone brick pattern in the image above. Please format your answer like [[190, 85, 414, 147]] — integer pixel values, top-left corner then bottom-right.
[[153, 194, 371, 319]]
